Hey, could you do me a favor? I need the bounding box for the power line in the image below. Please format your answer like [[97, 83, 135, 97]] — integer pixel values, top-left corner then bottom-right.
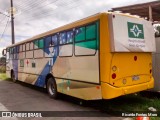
[[15, 0, 58, 18], [0, 18, 10, 41], [0, 11, 10, 17], [15, 0, 46, 11], [0, 16, 7, 24], [15, 0, 42, 8], [16, 0, 71, 17], [15, 0, 64, 17], [17, 0, 82, 21]]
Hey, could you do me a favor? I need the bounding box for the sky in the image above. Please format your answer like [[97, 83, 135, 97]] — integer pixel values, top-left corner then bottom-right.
[[0, 0, 156, 57]]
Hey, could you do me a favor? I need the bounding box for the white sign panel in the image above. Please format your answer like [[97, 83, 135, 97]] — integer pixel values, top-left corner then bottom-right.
[[109, 13, 156, 52]]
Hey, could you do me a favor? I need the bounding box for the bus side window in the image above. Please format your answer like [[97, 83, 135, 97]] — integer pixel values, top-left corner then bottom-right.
[[13, 47, 16, 59], [34, 39, 44, 58], [26, 42, 33, 58], [16, 46, 19, 59], [75, 23, 97, 56], [34, 40, 39, 49], [19, 45, 23, 59], [30, 42, 33, 50], [19, 44, 23, 52], [23, 44, 26, 58], [59, 31, 73, 57], [26, 43, 30, 51], [44, 36, 58, 58], [39, 39, 44, 49], [52, 34, 58, 46]]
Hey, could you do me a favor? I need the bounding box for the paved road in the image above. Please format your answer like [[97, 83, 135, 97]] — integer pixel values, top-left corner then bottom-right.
[[0, 79, 126, 120]]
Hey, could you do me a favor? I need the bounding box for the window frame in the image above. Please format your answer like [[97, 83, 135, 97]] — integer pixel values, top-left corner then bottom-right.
[[33, 37, 44, 50], [59, 29, 74, 57], [74, 21, 98, 57], [44, 34, 59, 58], [33, 38, 44, 58]]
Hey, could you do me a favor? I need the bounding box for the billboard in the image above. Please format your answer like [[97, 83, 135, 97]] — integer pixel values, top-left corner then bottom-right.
[[109, 13, 156, 52]]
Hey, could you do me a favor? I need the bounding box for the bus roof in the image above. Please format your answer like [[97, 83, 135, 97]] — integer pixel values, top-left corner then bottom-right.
[[7, 12, 142, 48]]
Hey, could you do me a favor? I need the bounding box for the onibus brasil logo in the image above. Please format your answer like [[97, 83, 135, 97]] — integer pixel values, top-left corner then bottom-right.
[[127, 22, 144, 39]]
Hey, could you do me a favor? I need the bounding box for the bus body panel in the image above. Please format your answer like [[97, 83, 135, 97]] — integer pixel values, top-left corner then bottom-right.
[[101, 77, 154, 99], [110, 52, 152, 87]]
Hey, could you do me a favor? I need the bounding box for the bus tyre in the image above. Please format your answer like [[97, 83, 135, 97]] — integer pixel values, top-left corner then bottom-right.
[[47, 77, 58, 99], [11, 71, 16, 82]]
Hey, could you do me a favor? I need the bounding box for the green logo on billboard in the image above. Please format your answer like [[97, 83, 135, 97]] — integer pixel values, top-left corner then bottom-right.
[[128, 22, 144, 39]]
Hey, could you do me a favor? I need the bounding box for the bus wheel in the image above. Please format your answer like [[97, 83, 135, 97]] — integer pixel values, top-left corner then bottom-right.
[[47, 77, 58, 99], [11, 71, 16, 82]]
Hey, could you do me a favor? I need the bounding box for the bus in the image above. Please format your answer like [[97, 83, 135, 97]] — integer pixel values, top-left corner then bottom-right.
[[2, 12, 155, 100]]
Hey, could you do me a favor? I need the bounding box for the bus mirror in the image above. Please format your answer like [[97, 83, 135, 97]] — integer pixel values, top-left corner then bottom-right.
[[2, 49, 6, 56]]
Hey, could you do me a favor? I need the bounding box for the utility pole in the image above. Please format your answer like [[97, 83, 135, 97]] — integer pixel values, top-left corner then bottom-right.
[[10, 0, 15, 44]]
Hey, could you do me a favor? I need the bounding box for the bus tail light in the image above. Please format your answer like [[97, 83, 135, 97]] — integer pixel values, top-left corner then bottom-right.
[[134, 56, 137, 61], [112, 66, 117, 72], [112, 73, 116, 79], [150, 69, 152, 74]]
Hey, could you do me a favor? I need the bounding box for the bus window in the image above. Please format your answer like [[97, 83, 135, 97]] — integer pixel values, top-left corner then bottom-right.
[[26, 42, 33, 59], [23, 44, 26, 52], [30, 42, 33, 50], [75, 27, 85, 42], [59, 32, 67, 45], [59, 30, 73, 57], [26, 43, 30, 51], [34, 40, 39, 49], [51, 35, 58, 46], [59, 44, 72, 57], [75, 23, 97, 56], [16, 46, 19, 53], [16, 46, 19, 59], [13, 47, 16, 59], [67, 31, 74, 43], [19, 44, 25, 59], [19, 45, 23, 52], [34, 39, 44, 58], [44, 36, 58, 58], [45, 36, 51, 48], [75, 40, 96, 56], [86, 24, 96, 40], [39, 39, 44, 49]]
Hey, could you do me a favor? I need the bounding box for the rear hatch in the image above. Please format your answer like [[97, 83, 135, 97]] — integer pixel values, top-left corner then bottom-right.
[[110, 52, 152, 87]]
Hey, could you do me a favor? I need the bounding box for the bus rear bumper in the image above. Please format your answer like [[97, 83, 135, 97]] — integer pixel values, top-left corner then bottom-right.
[[101, 77, 154, 99]]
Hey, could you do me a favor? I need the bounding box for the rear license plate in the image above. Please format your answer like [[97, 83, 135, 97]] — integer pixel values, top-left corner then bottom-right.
[[132, 75, 140, 81]]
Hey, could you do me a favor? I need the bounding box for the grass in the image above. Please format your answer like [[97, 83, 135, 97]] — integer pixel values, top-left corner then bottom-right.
[[0, 73, 10, 80], [86, 93, 160, 119], [102, 94, 160, 111], [0, 73, 8, 80]]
